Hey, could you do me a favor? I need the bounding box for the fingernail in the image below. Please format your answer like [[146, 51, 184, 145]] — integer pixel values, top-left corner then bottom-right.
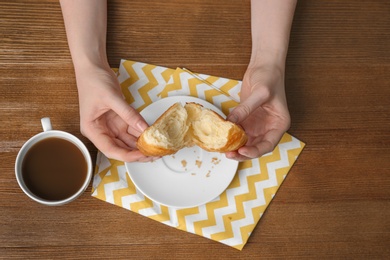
[[137, 121, 148, 132], [225, 152, 237, 160], [228, 114, 238, 123]]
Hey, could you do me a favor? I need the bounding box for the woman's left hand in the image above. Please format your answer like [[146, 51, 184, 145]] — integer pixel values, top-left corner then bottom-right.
[[226, 62, 291, 161]]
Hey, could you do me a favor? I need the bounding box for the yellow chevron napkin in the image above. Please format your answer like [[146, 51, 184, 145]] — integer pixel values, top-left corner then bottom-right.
[[92, 59, 305, 250]]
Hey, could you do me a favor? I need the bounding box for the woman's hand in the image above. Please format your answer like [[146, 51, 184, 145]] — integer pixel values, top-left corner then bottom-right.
[[226, 0, 296, 161], [60, 1, 156, 162], [226, 62, 291, 161], [75, 64, 156, 162]]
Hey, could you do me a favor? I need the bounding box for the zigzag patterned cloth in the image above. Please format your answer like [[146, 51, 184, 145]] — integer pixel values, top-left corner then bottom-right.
[[92, 59, 305, 250]]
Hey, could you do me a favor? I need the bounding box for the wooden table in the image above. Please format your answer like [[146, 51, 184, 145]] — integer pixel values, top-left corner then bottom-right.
[[1, 1, 389, 258]]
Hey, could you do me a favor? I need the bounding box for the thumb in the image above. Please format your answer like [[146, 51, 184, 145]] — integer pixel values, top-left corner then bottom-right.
[[227, 90, 268, 124], [110, 95, 148, 135]]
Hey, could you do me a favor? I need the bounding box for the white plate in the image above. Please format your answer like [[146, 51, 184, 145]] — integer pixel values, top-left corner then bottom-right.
[[125, 96, 239, 208]]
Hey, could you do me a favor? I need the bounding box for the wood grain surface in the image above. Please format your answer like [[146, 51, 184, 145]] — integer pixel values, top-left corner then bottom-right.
[[1, 0, 389, 259]]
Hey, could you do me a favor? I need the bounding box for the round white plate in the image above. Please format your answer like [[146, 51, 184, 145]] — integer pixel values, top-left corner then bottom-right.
[[125, 96, 239, 208]]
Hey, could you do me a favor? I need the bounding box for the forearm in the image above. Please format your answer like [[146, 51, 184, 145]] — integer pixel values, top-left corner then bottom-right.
[[60, 0, 108, 71], [250, 0, 297, 67]]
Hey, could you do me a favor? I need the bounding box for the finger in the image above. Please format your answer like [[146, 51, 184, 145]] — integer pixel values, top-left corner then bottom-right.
[[116, 130, 160, 162], [109, 96, 148, 135], [103, 143, 146, 162], [136, 156, 161, 163], [238, 140, 274, 158], [115, 137, 160, 162], [238, 129, 285, 158], [227, 88, 270, 124], [117, 131, 138, 149], [225, 151, 251, 162], [101, 135, 158, 162], [89, 131, 149, 162]]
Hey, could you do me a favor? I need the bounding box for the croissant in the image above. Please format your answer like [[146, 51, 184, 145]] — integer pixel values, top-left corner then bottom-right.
[[137, 102, 247, 156]]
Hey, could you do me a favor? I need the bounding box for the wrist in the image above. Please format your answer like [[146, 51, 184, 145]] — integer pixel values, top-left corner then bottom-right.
[[249, 49, 287, 72], [72, 57, 113, 92], [70, 45, 111, 80], [71, 46, 109, 72]]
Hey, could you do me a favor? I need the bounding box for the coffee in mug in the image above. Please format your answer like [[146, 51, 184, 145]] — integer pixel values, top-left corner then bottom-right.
[[15, 117, 92, 206]]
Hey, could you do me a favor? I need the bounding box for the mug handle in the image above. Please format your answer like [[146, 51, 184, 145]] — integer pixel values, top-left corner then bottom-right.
[[41, 117, 53, 132]]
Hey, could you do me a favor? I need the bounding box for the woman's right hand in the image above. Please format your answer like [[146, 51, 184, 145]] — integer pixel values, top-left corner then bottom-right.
[[60, 1, 155, 162], [75, 64, 157, 162]]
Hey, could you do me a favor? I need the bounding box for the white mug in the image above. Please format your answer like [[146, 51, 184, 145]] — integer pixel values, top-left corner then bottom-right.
[[15, 117, 93, 206]]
